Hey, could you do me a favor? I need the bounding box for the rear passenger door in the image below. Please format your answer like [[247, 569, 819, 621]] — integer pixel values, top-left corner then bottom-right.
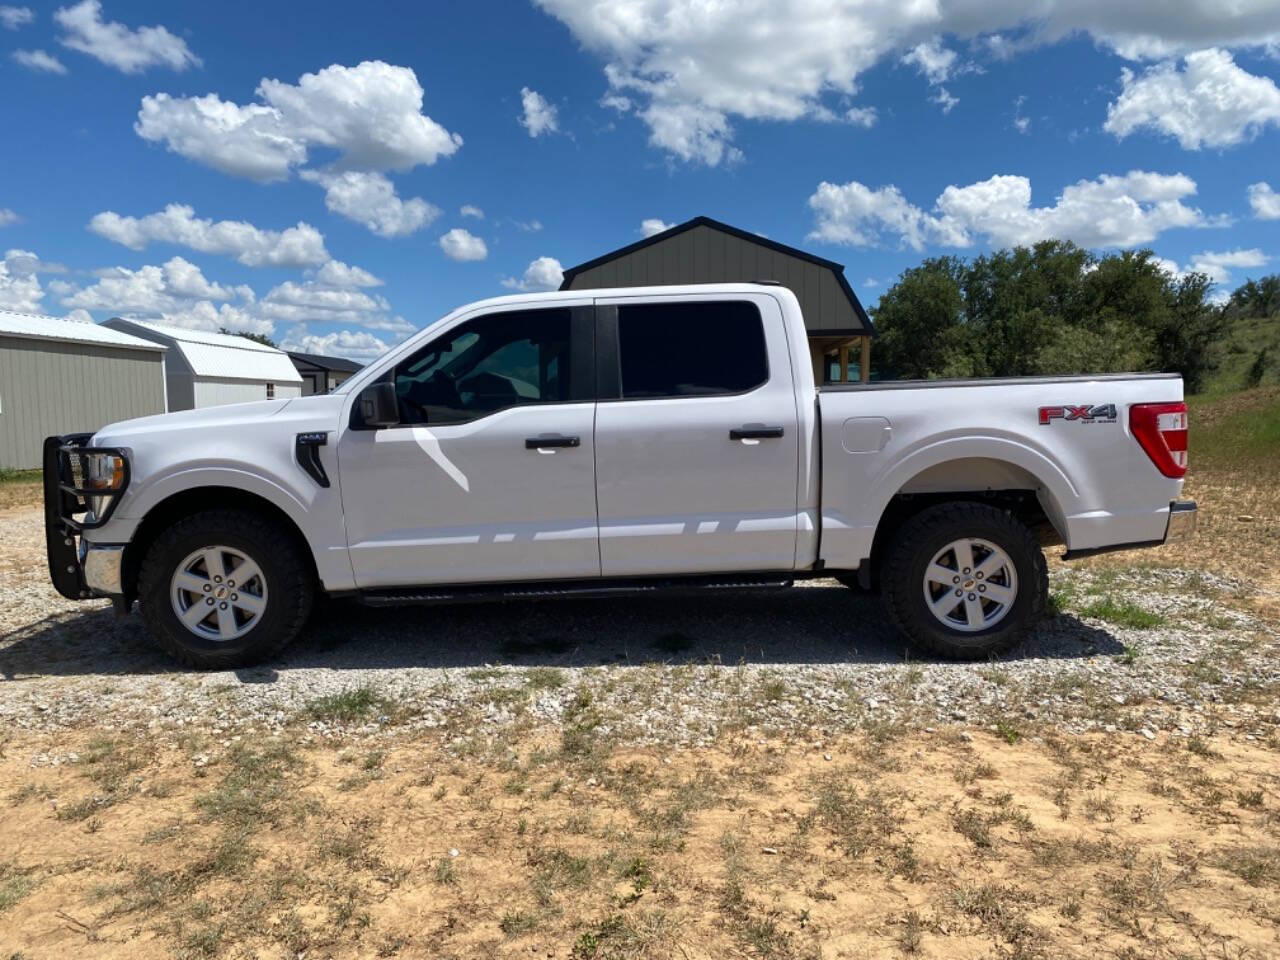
[[593, 293, 801, 576]]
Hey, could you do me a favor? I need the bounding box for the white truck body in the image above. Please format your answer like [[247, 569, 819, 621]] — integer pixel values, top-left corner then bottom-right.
[[44, 284, 1195, 664]]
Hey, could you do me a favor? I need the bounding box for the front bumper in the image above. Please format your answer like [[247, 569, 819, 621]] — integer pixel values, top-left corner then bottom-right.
[[43, 434, 130, 602]]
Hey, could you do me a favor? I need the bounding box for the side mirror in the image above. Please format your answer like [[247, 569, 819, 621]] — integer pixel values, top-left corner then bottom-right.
[[353, 380, 400, 429]]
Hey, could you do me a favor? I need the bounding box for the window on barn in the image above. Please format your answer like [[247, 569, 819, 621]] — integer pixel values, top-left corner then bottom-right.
[[267, 383, 275, 399]]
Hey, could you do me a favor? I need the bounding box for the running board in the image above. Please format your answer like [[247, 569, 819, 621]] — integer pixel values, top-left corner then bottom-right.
[[359, 573, 795, 607]]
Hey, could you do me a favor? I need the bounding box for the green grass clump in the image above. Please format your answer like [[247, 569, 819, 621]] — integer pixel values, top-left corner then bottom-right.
[[304, 687, 394, 724], [1075, 598, 1165, 629]]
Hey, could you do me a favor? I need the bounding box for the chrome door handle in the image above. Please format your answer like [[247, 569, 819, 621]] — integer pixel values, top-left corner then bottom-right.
[[730, 424, 784, 440], [525, 434, 581, 449]]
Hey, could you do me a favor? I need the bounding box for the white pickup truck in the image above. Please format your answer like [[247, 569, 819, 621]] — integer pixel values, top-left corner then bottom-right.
[[44, 284, 1196, 668]]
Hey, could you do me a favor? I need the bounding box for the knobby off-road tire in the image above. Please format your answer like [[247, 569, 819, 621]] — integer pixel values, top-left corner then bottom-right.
[[137, 508, 314, 669], [881, 501, 1047, 660]]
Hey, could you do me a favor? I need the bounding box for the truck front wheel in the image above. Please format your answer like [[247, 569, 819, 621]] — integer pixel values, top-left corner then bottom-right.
[[136, 509, 315, 669], [881, 502, 1047, 660]]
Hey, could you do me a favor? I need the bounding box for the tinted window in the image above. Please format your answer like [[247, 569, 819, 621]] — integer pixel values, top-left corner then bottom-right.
[[616, 301, 768, 399], [394, 308, 572, 425]]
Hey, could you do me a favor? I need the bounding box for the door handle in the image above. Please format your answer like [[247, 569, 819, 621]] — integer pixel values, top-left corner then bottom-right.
[[730, 424, 785, 440], [525, 434, 581, 450]]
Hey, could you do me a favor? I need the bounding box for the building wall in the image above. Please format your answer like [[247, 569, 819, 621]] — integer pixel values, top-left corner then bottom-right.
[[0, 336, 167, 469], [191, 378, 302, 408], [564, 222, 863, 333]]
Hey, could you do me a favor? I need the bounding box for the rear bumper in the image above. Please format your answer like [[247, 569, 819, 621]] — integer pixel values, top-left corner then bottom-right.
[[1061, 499, 1196, 560]]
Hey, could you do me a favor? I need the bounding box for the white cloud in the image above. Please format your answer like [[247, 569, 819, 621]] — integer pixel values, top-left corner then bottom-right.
[[164, 301, 275, 336], [0, 6, 33, 30], [513, 219, 543, 232], [534, 0, 1280, 164], [0, 208, 19, 227], [4, 249, 68, 275], [88, 203, 330, 268], [63, 257, 236, 313], [1013, 95, 1030, 134], [13, 49, 66, 73], [0, 251, 44, 312], [311, 259, 382, 288], [136, 60, 462, 183], [808, 170, 1221, 251], [1105, 48, 1280, 149], [1249, 182, 1280, 219], [256, 280, 411, 334], [1157, 248, 1268, 286], [502, 256, 564, 291], [600, 93, 631, 112], [902, 38, 957, 85], [300, 169, 439, 237], [845, 106, 877, 128], [640, 218, 673, 237], [460, 204, 484, 219], [54, 0, 198, 74], [520, 86, 560, 137], [931, 87, 959, 114], [439, 228, 488, 262], [280, 325, 391, 363]]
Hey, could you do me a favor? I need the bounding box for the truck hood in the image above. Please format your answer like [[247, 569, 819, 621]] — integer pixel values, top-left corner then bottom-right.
[[93, 394, 338, 446]]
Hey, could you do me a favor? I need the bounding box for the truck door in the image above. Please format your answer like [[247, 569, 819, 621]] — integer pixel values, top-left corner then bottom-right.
[[337, 302, 600, 587], [593, 293, 801, 576]]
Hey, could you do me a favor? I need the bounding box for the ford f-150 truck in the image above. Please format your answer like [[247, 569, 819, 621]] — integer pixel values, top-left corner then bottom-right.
[[44, 284, 1196, 668]]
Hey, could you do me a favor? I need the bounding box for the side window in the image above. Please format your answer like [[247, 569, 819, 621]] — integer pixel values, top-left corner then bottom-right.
[[616, 301, 768, 399], [393, 308, 572, 425]]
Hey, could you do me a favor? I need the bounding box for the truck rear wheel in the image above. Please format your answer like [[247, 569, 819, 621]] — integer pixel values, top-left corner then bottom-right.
[[881, 502, 1047, 660], [137, 508, 314, 669]]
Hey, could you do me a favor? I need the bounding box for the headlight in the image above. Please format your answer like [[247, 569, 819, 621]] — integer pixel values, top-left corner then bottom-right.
[[85, 452, 127, 492]]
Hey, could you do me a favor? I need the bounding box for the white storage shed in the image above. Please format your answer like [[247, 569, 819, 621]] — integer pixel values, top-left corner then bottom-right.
[[0, 309, 168, 469], [102, 318, 302, 410]]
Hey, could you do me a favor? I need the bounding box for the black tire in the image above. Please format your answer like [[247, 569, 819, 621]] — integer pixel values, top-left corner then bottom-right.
[[137, 508, 314, 669], [881, 501, 1047, 660]]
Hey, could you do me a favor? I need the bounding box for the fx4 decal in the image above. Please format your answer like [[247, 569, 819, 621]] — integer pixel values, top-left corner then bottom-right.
[[1038, 403, 1117, 425]]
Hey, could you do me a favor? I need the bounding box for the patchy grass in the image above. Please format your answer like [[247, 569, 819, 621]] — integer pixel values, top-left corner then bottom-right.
[[303, 687, 395, 725], [1075, 597, 1165, 629]]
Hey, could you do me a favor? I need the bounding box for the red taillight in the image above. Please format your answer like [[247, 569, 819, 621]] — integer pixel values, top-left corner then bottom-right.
[[1130, 402, 1188, 478]]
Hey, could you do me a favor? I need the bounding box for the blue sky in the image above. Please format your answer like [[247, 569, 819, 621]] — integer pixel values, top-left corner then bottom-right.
[[2, 1, 1279, 360]]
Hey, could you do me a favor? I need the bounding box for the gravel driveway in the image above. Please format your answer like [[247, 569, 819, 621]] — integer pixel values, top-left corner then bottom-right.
[[3, 506, 1278, 746]]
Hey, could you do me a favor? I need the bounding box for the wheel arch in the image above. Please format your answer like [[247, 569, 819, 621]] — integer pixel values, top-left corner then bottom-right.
[[121, 486, 318, 605]]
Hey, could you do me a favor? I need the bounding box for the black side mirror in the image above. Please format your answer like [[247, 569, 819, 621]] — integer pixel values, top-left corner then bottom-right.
[[353, 380, 401, 429]]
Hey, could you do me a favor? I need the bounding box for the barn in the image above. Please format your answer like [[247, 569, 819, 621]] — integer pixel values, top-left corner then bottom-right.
[[103, 318, 302, 410], [560, 216, 875, 383], [0, 309, 168, 469]]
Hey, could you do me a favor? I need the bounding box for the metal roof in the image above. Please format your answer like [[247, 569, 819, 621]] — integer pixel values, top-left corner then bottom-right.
[[103, 318, 302, 383], [287, 350, 363, 373], [0, 309, 167, 352], [559, 215, 875, 336]]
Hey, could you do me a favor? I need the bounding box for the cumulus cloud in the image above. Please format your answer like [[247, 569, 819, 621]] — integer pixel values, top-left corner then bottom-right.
[[0, 250, 45, 312], [13, 49, 67, 73], [256, 280, 411, 334], [0, 6, 33, 30], [438, 228, 488, 262], [501, 256, 564, 291], [1249, 182, 1280, 220], [902, 38, 957, 85], [63, 257, 236, 313], [808, 170, 1222, 252], [534, 0, 1280, 164], [845, 106, 877, 128], [0, 208, 19, 227], [54, 0, 198, 74], [88, 203, 330, 268], [1156, 248, 1268, 287], [311, 259, 382, 288], [280, 325, 392, 363], [520, 87, 559, 136], [460, 204, 484, 219], [136, 60, 461, 183], [300, 170, 439, 237], [640, 218, 673, 237], [1105, 48, 1280, 149], [4, 249, 68, 275]]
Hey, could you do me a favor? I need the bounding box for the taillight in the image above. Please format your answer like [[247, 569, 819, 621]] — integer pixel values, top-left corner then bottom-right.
[[1130, 402, 1188, 478]]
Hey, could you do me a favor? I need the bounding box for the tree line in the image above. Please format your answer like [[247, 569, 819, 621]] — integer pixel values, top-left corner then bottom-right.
[[869, 241, 1277, 393]]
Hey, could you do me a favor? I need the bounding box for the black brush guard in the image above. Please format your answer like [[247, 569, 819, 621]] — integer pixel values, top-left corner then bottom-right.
[[42, 434, 130, 600]]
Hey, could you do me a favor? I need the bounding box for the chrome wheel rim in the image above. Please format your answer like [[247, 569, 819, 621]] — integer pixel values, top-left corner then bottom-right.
[[922, 538, 1017, 633], [170, 545, 268, 642]]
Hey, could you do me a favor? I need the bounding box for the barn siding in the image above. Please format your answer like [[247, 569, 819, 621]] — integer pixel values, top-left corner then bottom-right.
[[564, 222, 863, 334], [0, 337, 166, 469]]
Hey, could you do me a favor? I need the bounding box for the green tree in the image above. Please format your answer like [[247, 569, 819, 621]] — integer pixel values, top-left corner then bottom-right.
[[219, 327, 278, 349], [870, 257, 967, 379]]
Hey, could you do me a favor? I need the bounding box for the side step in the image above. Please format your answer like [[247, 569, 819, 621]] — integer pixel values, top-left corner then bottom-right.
[[359, 574, 795, 607]]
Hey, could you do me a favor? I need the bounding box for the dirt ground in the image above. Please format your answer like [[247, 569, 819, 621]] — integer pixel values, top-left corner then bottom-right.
[[2, 726, 1278, 960]]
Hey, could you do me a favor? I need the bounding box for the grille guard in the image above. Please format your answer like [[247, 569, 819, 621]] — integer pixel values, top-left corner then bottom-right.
[[43, 434, 131, 600]]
